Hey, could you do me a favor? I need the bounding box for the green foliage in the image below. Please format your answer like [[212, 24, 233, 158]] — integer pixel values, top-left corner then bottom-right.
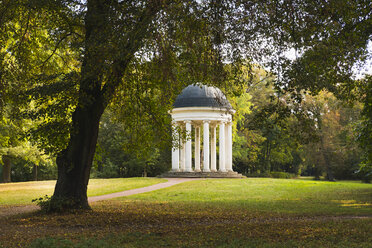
[[32, 195, 53, 212], [32, 195, 82, 213], [245, 171, 297, 179], [274, 1, 371, 99], [231, 69, 314, 176], [0, 96, 55, 182], [357, 162, 372, 183], [0, 1, 61, 180], [92, 160, 118, 179], [301, 91, 363, 180], [10, 159, 57, 182], [0, 0, 80, 156], [24, 74, 79, 155], [356, 76, 372, 178], [91, 109, 169, 178], [269, 171, 297, 179], [230, 69, 365, 181]]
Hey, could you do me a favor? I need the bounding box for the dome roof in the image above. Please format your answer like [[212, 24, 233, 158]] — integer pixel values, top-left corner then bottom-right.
[[173, 84, 232, 109]]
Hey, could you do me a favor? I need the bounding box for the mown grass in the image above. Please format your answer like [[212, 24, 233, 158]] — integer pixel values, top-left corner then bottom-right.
[[122, 178, 372, 215], [0, 178, 371, 248], [0, 177, 166, 205]]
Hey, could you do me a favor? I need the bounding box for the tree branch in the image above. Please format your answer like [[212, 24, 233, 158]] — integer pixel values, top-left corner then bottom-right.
[[101, 0, 166, 107], [38, 33, 72, 69]]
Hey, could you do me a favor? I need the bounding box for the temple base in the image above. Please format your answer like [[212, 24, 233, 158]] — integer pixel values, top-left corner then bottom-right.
[[159, 171, 245, 178]]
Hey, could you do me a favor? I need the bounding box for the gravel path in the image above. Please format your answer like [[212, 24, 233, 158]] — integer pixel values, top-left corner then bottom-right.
[[0, 178, 199, 218], [89, 178, 200, 202]]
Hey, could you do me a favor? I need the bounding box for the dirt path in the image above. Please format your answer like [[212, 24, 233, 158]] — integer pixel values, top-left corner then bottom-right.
[[0, 178, 199, 218], [88, 178, 200, 202]]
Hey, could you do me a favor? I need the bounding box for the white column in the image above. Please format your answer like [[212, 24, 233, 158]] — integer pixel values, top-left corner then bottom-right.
[[194, 125, 201, 172], [226, 122, 233, 171], [180, 124, 186, 171], [185, 121, 192, 172], [171, 122, 180, 171], [219, 122, 226, 172], [210, 124, 217, 172], [203, 121, 210, 172]]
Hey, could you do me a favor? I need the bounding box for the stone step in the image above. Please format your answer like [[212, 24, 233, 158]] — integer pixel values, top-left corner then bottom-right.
[[159, 171, 246, 178]]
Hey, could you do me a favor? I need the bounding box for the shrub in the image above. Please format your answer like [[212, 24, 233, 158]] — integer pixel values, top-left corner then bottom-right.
[[245, 171, 296, 179], [32, 195, 86, 213], [270, 171, 296, 179]]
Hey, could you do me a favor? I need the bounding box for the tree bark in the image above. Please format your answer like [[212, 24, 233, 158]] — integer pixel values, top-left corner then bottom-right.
[[52, 101, 104, 209], [1, 155, 11, 183], [51, 0, 108, 210], [50, 0, 162, 211]]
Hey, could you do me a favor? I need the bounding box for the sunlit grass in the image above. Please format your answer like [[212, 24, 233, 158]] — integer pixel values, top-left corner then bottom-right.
[[0, 178, 166, 205], [121, 178, 372, 215], [0, 178, 371, 247]]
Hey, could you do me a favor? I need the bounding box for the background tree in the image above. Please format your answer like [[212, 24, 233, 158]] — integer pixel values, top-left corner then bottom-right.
[[356, 76, 372, 182], [230, 66, 364, 180], [92, 109, 169, 178], [301, 92, 363, 180], [0, 105, 51, 183]]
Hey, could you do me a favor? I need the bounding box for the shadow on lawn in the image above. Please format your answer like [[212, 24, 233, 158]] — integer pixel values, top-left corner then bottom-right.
[[0, 200, 371, 247]]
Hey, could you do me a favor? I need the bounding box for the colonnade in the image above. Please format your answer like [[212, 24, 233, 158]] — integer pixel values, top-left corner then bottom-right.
[[171, 120, 233, 172]]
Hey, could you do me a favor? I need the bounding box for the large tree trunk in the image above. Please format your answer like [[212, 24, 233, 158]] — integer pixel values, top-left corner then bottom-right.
[[1, 155, 11, 183], [49, 0, 161, 211], [51, 0, 108, 210], [52, 101, 104, 209]]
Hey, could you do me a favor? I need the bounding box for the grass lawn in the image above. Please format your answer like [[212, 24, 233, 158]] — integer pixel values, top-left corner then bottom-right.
[[0, 177, 167, 205], [123, 178, 372, 215], [0, 178, 371, 247]]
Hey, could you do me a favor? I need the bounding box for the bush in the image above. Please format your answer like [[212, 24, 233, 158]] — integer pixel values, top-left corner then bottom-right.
[[32, 195, 87, 213], [245, 171, 296, 179], [270, 171, 296, 179]]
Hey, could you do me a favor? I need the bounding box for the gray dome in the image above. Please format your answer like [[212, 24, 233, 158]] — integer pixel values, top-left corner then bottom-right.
[[173, 84, 232, 109]]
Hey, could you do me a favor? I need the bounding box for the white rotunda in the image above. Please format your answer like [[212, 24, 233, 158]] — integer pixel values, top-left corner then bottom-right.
[[162, 83, 244, 178]]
